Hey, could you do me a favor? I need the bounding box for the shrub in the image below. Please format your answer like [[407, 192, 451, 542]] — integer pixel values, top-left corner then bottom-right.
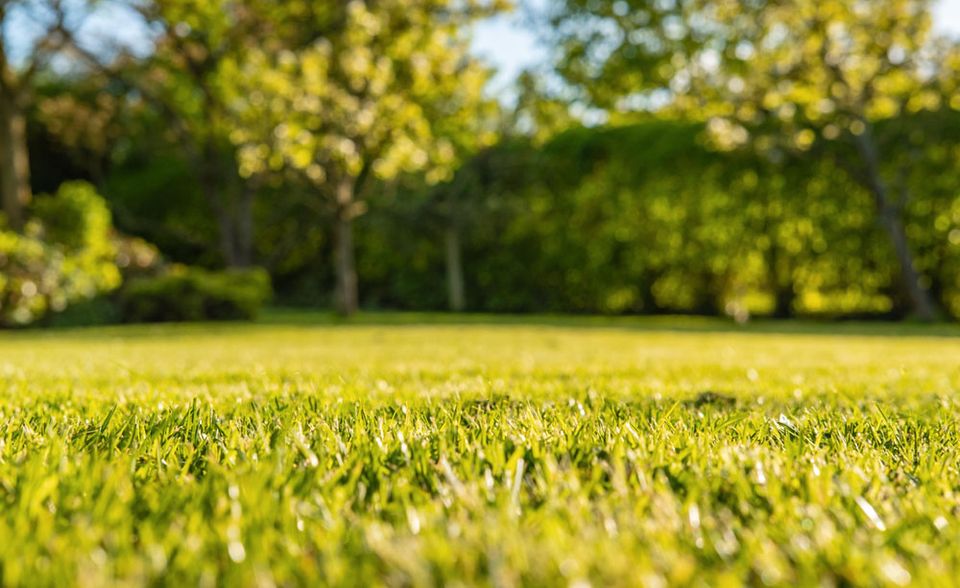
[[47, 296, 123, 328], [112, 233, 164, 279], [120, 266, 272, 323], [32, 181, 114, 254], [44, 231, 164, 328], [0, 182, 121, 327]]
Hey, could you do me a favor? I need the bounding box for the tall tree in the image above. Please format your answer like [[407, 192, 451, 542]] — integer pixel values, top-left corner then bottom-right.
[[232, 0, 505, 315], [547, 0, 958, 320], [113, 0, 281, 267], [0, 0, 75, 228], [36, 0, 279, 266]]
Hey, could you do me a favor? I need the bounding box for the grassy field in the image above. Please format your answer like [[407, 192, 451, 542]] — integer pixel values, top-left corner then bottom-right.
[[2, 313, 960, 586]]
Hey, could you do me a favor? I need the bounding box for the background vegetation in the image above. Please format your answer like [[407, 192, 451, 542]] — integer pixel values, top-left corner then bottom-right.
[[3, 0, 960, 325]]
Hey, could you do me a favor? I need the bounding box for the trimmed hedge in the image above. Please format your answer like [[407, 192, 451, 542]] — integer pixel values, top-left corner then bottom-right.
[[120, 266, 272, 323]]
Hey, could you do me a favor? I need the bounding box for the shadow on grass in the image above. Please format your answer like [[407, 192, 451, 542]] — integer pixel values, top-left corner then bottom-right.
[[257, 308, 960, 339], [3, 307, 959, 341]]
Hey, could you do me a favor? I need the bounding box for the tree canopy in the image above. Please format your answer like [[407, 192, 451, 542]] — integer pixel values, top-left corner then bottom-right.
[[2, 0, 960, 324]]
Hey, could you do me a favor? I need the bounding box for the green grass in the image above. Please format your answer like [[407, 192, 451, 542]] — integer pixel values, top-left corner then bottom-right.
[[2, 313, 960, 586]]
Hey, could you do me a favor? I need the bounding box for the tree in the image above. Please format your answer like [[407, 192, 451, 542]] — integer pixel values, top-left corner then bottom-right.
[[0, 0, 76, 228], [546, 0, 959, 320], [22, 0, 278, 267], [507, 70, 579, 145], [706, 0, 951, 321], [232, 0, 505, 315], [111, 0, 280, 267]]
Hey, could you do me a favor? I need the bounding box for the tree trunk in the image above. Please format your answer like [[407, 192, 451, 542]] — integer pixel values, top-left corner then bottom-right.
[[333, 178, 359, 316], [445, 224, 465, 311], [444, 190, 466, 312], [205, 174, 255, 268], [234, 182, 255, 267], [215, 208, 237, 267], [875, 203, 936, 319], [767, 242, 795, 318], [210, 186, 238, 267], [0, 90, 31, 230], [638, 273, 660, 314], [691, 274, 720, 316], [198, 143, 242, 268], [772, 285, 795, 319], [852, 124, 938, 321]]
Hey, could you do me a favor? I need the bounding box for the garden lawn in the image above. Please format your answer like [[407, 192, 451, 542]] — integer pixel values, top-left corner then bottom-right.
[[1, 313, 960, 586]]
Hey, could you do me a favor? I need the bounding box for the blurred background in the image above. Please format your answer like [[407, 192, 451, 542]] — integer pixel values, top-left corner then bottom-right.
[[2, 0, 960, 326]]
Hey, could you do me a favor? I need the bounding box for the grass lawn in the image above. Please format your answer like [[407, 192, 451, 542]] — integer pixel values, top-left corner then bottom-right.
[[2, 312, 960, 586]]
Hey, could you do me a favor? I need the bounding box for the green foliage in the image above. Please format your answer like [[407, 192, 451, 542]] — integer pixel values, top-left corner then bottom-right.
[[46, 295, 123, 327], [53, 109, 959, 320], [0, 229, 52, 325], [103, 150, 221, 265], [12, 0, 960, 322], [1, 317, 960, 584], [547, 0, 951, 126], [355, 120, 960, 317], [32, 181, 114, 253], [231, 0, 504, 187], [120, 266, 272, 323], [0, 181, 120, 326], [545, 0, 959, 319]]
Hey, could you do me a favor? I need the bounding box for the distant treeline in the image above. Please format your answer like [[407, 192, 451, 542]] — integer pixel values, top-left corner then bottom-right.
[[356, 118, 960, 319], [34, 113, 957, 320]]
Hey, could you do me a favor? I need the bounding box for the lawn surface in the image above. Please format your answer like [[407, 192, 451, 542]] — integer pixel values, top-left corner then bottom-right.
[[2, 313, 960, 586]]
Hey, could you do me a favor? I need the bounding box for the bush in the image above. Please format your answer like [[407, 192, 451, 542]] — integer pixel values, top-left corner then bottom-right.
[[32, 181, 114, 254], [120, 266, 272, 323], [0, 182, 121, 326], [112, 233, 163, 279], [47, 296, 123, 328]]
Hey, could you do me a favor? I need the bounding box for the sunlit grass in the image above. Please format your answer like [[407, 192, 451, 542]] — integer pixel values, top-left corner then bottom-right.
[[1, 313, 960, 586]]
